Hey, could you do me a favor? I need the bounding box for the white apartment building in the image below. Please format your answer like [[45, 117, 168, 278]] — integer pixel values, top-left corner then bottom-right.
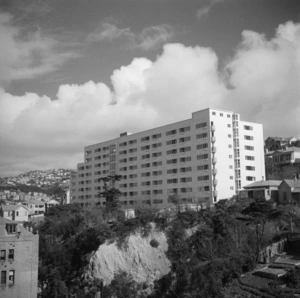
[[70, 108, 265, 208]]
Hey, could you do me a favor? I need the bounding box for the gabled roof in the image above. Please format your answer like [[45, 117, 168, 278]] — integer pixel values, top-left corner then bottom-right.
[[281, 179, 300, 189], [243, 180, 281, 189], [47, 199, 60, 205], [1, 205, 28, 211]]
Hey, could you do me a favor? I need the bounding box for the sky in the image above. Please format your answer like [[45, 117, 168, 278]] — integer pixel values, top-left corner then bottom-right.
[[0, 0, 300, 176]]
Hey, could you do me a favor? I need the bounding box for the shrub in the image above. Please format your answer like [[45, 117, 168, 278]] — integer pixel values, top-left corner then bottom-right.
[[150, 239, 159, 248]]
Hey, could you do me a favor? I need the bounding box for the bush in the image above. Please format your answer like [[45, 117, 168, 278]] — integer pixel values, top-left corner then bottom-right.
[[150, 239, 159, 248]]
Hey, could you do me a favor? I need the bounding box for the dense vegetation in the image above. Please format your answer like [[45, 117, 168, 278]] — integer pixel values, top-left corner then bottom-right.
[[37, 198, 300, 297]]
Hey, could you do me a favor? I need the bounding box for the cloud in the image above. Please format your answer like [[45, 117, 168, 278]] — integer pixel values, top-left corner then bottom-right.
[[87, 23, 134, 43], [1, 21, 300, 176], [0, 12, 77, 84], [197, 0, 223, 20], [87, 23, 174, 50]]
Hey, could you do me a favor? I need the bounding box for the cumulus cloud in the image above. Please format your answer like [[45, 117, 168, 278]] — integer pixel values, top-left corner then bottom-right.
[[224, 21, 300, 136], [0, 12, 76, 83], [87, 23, 174, 50], [1, 21, 300, 175]]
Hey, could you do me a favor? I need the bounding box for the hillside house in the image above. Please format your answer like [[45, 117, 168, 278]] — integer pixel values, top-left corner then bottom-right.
[[0, 205, 28, 222], [278, 179, 300, 204]]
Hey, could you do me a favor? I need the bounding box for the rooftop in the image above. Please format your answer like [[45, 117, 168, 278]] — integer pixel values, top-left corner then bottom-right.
[[243, 180, 282, 189]]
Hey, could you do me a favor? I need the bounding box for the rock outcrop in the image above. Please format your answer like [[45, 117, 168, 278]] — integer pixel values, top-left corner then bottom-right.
[[86, 225, 171, 286]]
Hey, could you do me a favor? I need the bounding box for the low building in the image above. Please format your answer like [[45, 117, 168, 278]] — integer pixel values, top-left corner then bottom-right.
[[265, 137, 298, 152], [0, 217, 39, 298], [46, 199, 60, 209], [239, 180, 281, 201], [278, 179, 300, 203], [22, 200, 45, 217], [0, 205, 29, 222], [265, 147, 300, 167]]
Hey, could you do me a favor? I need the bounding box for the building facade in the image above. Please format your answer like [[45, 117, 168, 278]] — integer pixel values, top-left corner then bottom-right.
[[0, 218, 39, 298], [70, 108, 265, 208], [0, 205, 29, 223]]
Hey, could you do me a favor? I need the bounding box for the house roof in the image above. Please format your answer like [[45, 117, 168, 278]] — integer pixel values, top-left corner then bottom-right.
[[1, 205, 28, 211], [243, 180, 281, 189], [47, 199, 60, 204], [281, 179, 300, 189]]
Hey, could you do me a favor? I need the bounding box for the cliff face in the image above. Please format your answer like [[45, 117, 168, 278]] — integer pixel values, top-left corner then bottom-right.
[[86, 226, 171, 286]]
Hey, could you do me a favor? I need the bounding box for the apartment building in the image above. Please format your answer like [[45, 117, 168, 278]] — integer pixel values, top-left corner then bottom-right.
[[0, 218, 39, 298], [70, 108, 265, 208]]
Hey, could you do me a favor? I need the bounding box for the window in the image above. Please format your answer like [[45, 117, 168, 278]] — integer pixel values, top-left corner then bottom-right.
[[212, 111, 216, 115], [119, 150, 127, 155], [152, 152, 162, 158], [6, 224, 16, 234], [244, 135, 254, 140], [204, 186, 210, 191], [197, 164, 209, 170], [152, 143, 162, 148], [167, 178, 178, 184], [119, 141, 127, 147], [228, 134, 232, 138], [141, 136, 150, 142], [129, 183, 137, 188], [94, 148, 101, 153], [220, 113, 223, 117], [152, 161, 162, 166], [166, 129, 177, 136], [141, 172, 151, 177], [167, 169, 178, 174], [228, 144, 232, 148], [129, 174, 138, 179], [196, 122, 207, 129], [179, 136, 191, 143], [153, 170, 162, 176], [245, 145, 254, 151], [129, 157, 137, 162], [179, 126, 190, 133], [141, 181, 150, 186], [141, 163, 150, 168], [197, 143, 208, 150], [229, 165, 233, 169], [129, 165, 138, 170], [246, 176, 256, 181], [153, 190, 163, 195], [197, 154, 209, 160], [152, 133, 161, 140], [244, 125, 253, 130], [180, 167, 192, 173], [8, 270, 15, 285], [129, 148, 137, 154], [179, 146, 191, 153], [167, 149, 177, 155], [180, 177, 192, 182], [167, 159, 177, 164], [142, 154, 150, 160], [119, 158, 127, 163], [153, 180, 163, 185], [166, 139, 177, 145], [229, 155, 233, 159], [0, 250, 5, 261], [1, 271, 6, 285], [196, 133, 207, 139], [129, 139, 137, 145], [141, 145, 150, 151], [246, 166, 255, 171], [230, 176, 234, 180], [230, 186, 234, 190], [245, 156, 255, 161], [8, 250, 13, 261], [227, 114, 231, 118], [198, 175, 209, 181], [142, 190, 151, 195], [180, 157, 191, 162]]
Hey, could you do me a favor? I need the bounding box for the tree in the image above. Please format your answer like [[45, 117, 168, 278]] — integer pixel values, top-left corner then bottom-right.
[[99, 175, 122, 218]]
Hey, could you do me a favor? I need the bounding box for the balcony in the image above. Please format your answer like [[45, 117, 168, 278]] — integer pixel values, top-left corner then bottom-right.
[[213, 179, 218, 186], [211, 136, 216, 143], [212, 168, 217, 176], [211, 125, 216, 132], [212, 157, 217, 164], [211, 146, 217, 153], [213, 190, 218, 197]]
